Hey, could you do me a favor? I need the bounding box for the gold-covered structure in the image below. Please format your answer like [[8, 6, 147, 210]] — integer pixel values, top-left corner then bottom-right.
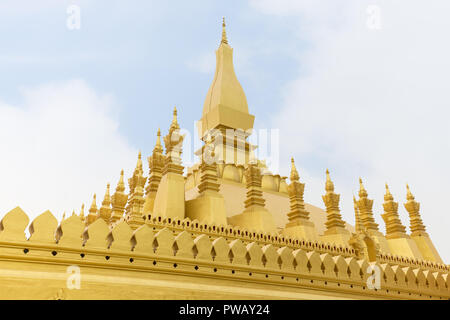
[[0, 20, 447, 300]]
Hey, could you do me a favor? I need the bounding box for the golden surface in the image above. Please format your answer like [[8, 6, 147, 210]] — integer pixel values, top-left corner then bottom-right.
[[0, 19, 447, 300]]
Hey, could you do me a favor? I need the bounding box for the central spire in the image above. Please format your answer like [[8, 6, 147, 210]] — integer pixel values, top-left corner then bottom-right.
[[199, 18, 254, 138], [221, 17, 228, 45]]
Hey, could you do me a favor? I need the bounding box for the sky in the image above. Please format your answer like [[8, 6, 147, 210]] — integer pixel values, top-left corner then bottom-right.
[[0, 0, 448, 263]]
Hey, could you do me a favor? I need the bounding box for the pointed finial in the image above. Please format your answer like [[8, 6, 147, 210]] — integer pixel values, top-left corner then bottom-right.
[[221, 17, 228, 44], [358, 177, 368, 198], [384, 183, 393, 201], [135, 151, 143, 173], [290, 157, 299, 182], [153, 128, 163, 153], [406, 184, 415, 201], [90, 194, 97, 209], [102, 183, 111, 205], [80, 203, 85, 218], [325, 169, 334, 192], [116, 169, 125, 192], [62, 212, 66, 220], [71, 210, 75, 217], [169, 106, 180, 131]]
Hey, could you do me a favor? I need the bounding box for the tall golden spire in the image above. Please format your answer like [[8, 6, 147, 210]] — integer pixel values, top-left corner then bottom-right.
[[129, 152, 144, 194], [163, 108, 185, 174], [404, 184, 427, 236], [98, 183, 112, 223], [200, 18, 254, 138], [355, 178, 378, 231], [322, 169, 346, 231], [381, 183, 407, 239], [221, 17, 228, 45], [143, 129, 167, 214], [126, 153, 148, 229], [152, 109, 186, 220], [110, 169, 128, 225], [286, 158, 310, 224]]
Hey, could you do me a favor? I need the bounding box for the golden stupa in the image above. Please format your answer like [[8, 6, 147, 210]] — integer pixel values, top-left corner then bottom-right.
[[0, 19, 447, 300]]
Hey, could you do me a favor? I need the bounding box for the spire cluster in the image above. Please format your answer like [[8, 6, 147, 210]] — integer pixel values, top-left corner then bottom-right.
[[60, 20, 442, 268]]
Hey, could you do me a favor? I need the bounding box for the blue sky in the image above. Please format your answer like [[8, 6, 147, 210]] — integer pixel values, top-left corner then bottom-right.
[[0, 0, 301, 152], [0, 0, 449, 263]]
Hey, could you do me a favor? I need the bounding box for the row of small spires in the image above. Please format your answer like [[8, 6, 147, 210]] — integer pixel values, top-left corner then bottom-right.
[[65, 160, 424, 238], [60, 106, 425, 239], [289, 157, 424, 237]]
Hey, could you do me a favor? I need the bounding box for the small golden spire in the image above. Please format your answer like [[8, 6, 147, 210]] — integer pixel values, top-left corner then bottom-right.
[[90, 194, 97, 211], [221, 17, 228, 44], [404, 184, 427, 236], [153, 128, 163, 153], [86, 194, 98, 225], [290, 157, 299, 182], [71, 210, 75, 217], [138, 150, 142, 168], [406, 184, 415, 201], [80, 204, 85, 219], [102, 183, 111, 205], [62, 212, 66, 220], [170, 106, 180, 131], [99, 183, 112, 222], [156, 128, 162, 145], [173, 106, 178, 121], [134, 150, 144, 174], [384, 183, 393, 201], [325, 169, 334, 192], [115, 169, 125, 192], [358, 177, 368, 198]]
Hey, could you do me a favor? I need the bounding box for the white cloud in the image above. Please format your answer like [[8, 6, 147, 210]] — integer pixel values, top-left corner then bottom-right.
[[0, 79, 137, 221], [251, 0, 450, 262], [186, 52, 216, 74]]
